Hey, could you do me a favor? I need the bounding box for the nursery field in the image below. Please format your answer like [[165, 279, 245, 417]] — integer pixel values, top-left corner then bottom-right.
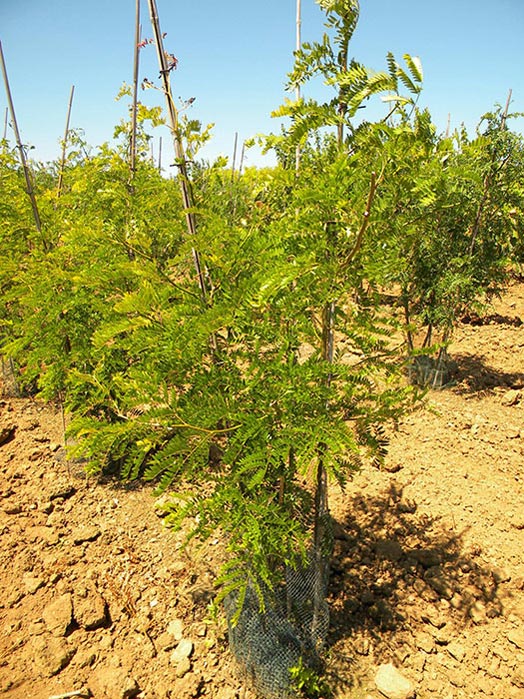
[[2, 2, 524, 697], [1, 279, 523, 699]]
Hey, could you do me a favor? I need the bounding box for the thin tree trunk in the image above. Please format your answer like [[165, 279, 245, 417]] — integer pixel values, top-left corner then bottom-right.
[[57, 84, 75, 198], [0, 40, 44, 243]]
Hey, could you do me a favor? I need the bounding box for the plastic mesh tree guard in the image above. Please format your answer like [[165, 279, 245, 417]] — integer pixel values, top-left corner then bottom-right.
[[225, 514, 333, 698]]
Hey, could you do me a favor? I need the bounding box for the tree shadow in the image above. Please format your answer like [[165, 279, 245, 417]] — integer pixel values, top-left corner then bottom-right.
[[326, 482, 512, 691], [451, 353, 524, 394], [460, 312, 522, 327]]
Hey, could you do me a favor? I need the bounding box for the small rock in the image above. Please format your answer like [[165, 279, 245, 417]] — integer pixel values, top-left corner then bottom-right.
[[7, 590, 23, 607], [2, 501, 22, 514], [430, 625, 452, 645], [73, 647, 97, 668], [170, 638, 194, 665], [375, 663, 416, 699], [49, 483, 76, 500], [421, 608, 446, 628], [409, 548, 442, 569], [175, 656, 192, 678], [43, 593, 73, 637], [502, 389, 521, 406], [0, 424, 16, 445], [167, 618, 184, 640], [492, 566, 511, 584], [27, 525, 60, 545], [512, 516, 524, 531], [448, 669, 465, 687], [375, 539, 404, 562], [398, 497, 417, 514], [194, 623, 207, 637], [512, 664, 524, 688], [39, 500, 54, 514], [424, 568, 453, 600], [93, 665, 140, 699], [171, 673, 203, 699], [73, 589, 108, 630], [155, 631, 176, 651], [71, 525, 101, 544], [469, 600, 487, 624], [447, 641, 466, 662], [31, 634, 76, 677], [415, 631, 434, 654], [508, 628, 524, 650], [23, 574, 45, 594]]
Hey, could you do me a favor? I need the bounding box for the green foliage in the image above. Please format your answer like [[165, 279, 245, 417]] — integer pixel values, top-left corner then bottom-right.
[[348, 104, 524, 354], [1, 0, 522, 650], [290, 656, 332, 698], [276, 0, 422, 153]]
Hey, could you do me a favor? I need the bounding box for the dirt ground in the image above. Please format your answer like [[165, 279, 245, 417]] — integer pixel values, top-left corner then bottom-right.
[[1, 280, 523, 699]]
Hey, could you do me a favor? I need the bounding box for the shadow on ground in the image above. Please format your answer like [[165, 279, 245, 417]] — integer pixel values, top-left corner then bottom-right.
[[451, 353, 524, 393], [326, 481, 505, 692]]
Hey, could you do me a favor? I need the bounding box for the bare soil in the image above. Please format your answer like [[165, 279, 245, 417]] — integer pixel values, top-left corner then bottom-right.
[[1, 281, 523, 699]]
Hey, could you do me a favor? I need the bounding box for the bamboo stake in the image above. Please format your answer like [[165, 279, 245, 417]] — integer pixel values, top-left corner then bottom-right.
[[0, 40, 43, 240], [231, 131, 238, 181], [229, 131, 239, 219], [501, 88, 512, 130], [130, 0, 141, 177], [57, 84, 75, 197], [158, 135, 163, 172], [295, 0, 302, 172], [146, 0, 208, 305], [238, 140, 245, 176], [2, 106, 7, 140]]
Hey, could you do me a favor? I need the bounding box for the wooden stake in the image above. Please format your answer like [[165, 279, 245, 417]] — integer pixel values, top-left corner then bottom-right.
[[295, 0, 302, 172], [2, 106, 7, 140], [130, 0, 141, 177], [238, 140, 245, 176], [231, 131, 238, 181], [146, 0, 208, 305], [0, 40, 44, 241], [57, 84, 75, 197], [501, 88, 512, 130]]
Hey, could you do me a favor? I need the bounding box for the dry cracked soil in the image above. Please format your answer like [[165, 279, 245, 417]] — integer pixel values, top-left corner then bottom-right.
[[1, 280, 523, 699]]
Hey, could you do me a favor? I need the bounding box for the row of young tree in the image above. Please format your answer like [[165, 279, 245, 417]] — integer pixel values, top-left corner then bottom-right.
[[1, 0, 524, 691]]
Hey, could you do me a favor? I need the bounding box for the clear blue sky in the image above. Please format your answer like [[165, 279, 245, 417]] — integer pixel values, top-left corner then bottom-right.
[[1, 0, 523, 169]]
